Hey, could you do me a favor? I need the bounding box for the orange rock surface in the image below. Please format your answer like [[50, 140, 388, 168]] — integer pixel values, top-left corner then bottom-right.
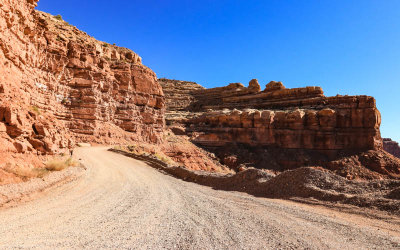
[[0, 0, 164, 171], [160, 78, 400, 179]]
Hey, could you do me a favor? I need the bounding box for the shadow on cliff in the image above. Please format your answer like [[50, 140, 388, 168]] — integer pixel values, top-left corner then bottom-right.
[[109, 149, 400, 215]]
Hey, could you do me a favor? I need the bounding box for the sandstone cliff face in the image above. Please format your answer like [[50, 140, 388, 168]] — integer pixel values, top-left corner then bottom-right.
[[1, 0, 398, 181], [383, 138, 400, 159], [35, 10, 165, 144], [162, 79, 382, 152], [160, 78, 400, 179], [0, 0, 164, 170], [188, 106, 380, 152], [158, 78, 204, 111]]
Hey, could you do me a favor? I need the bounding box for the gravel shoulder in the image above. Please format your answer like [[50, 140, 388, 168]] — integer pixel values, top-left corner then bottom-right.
[[0, 147, 399, 249], [0, 163, 85, 209]]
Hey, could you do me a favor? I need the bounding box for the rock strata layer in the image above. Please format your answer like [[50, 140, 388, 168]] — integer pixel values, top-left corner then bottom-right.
[[160, 78, 400, 178], [161, 79, 382, 152], [158, 78, 204, 111], [0, 0, 164, 170]]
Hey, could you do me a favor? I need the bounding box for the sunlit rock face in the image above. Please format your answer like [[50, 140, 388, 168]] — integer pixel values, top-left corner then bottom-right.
[[160, 78, 400, 179], [161, 79, 382, 152], [0, 0, 165, 169]]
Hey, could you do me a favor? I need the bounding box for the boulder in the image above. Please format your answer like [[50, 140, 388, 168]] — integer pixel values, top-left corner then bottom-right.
[[248, 79, 261, 92], [264, 81, 285, 92]]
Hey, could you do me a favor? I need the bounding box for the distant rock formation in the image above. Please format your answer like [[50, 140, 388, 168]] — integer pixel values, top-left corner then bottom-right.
[[162, 79, 382, 152], [383, 138, 400, 158], [158, 78, 204, 111], [160, 78, 400, 179]]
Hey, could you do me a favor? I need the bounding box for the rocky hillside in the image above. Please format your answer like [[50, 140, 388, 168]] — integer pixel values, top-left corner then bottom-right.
[[0, 0, 164, 171], [160, 78, 400, 179]]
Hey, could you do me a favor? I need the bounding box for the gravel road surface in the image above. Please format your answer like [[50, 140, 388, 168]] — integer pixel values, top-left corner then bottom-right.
[[0, 147, 399, 249]]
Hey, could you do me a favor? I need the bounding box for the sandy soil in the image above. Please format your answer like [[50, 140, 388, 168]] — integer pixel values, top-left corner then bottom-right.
[[0, 147, 399, 249]]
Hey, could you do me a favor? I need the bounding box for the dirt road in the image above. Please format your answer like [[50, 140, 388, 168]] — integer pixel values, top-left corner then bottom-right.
[[0, 147, 399, 249]]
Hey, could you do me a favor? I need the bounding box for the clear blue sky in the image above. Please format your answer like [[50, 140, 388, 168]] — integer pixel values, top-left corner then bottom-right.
[[37, 0, 400, 142]]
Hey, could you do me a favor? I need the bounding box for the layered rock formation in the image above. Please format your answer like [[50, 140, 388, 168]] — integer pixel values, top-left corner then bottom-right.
[[1, 0, 398, 182], [160, 78, 400, 179], [162, 79, 381, 152], [383, 138, 400, 158], [189, 105, 380, 152], [159, 78, 204, 111], [0, 0, 164, 170]]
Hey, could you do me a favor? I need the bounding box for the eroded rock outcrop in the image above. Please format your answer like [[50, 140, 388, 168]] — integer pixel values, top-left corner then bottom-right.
[[162, 79, 381, 152], [0, 0, 164, 171], [159, 78, 204, 111], [160, 78, 400, 179], [188, 105, 380, 152], [383, 138, 400, 159]]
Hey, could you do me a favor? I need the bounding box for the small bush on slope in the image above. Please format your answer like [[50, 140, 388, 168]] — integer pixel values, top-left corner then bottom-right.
[[54, 14, 63, 21], [45, 158, 78, 171]]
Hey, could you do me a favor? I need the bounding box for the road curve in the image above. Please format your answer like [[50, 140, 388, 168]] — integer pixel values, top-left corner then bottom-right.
[[0, 147, 399, 249]]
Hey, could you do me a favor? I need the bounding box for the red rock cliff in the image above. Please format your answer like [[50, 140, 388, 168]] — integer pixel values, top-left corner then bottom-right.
[[0, 0, 164, 168], [158, 78, 204, 111], [162, 79, 382, 152], [160, 78, 400, 178]]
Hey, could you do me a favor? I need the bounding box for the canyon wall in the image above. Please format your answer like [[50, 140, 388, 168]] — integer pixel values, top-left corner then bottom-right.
[[384, 138, 400, 158], [160, 78, 400, 178], [0, 0, 397, 180], [158, 78, 204, 111], [0, 0, 164, 169], [161, 79, 382, 152]]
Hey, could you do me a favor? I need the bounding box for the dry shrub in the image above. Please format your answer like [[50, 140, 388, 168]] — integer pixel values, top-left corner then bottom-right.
[[2, 157, 78, 183], [45, 158, 77, 171], [30, 105, 41, 115], [115, 145, 176, 166], [54, 14, 63, 21], [153, 152, 175, 165], [3, 163, 49, 180]]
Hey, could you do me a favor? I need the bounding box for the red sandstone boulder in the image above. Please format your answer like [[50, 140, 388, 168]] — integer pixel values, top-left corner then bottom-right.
[[248, 79, 261, 92], [227, 83, 245, 89], [28, 138, 46, 153], [13, 140, 29, 153], [264, 81, 285, 92], [33, 123, 48, 137]]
